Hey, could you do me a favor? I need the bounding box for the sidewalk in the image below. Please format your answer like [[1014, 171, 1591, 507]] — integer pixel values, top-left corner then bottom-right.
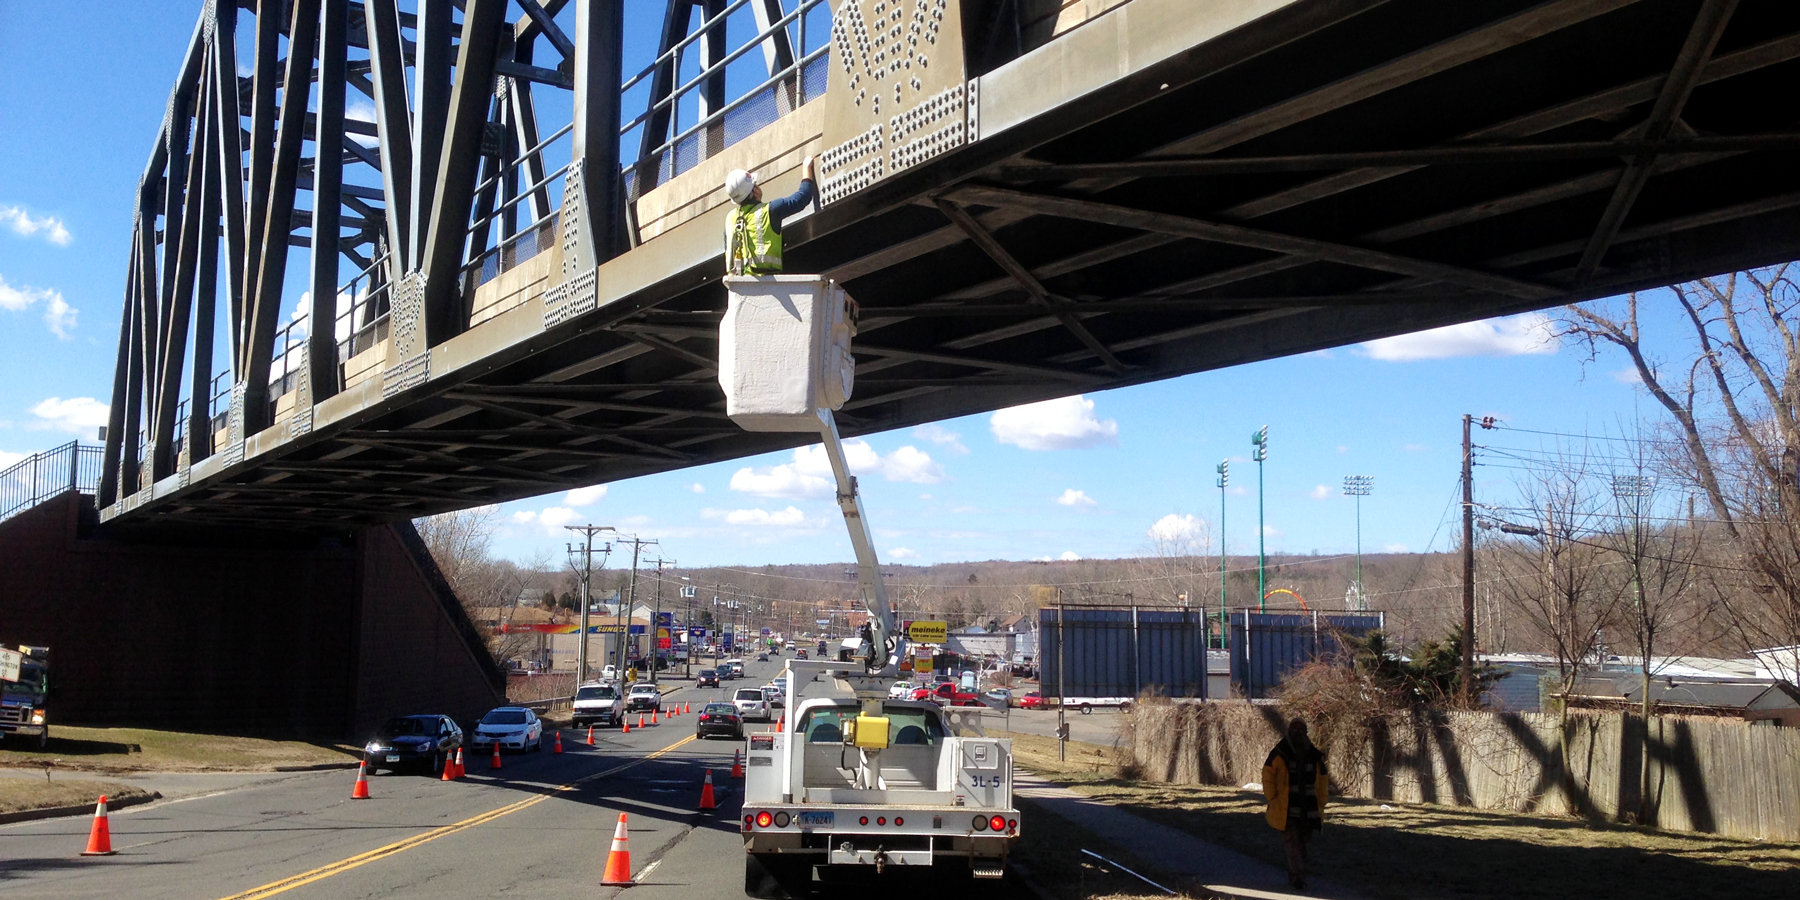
[[1012, 771, 1364, 900]]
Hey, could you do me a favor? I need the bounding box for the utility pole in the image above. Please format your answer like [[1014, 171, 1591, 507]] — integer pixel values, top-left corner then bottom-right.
[[612, 536, 656, 676], [1217, 460, 1229, 649], [564, 525, 615, 684], [1460, 414, 1475, 703], [1344, 475, 1373, 611], [1252, 426, 1269, 612], [647, 557, 675, 685]]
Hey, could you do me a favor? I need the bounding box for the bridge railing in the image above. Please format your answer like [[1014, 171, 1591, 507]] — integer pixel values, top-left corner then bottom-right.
[[1, 441, 104, 524]]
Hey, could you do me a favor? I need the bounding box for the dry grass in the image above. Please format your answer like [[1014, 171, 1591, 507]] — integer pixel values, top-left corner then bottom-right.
[[1006, 730, 1800, 900], [0, 726, 357, 773], [0, 778, 155, 815]]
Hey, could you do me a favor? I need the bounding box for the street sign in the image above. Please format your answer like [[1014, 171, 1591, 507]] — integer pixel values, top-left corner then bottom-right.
[[908, 620, 948, 644], [815, 618, 830, 626], [0, 647, 20, 683], [680, 585, 697, 599], [914, 644, 934, 673]]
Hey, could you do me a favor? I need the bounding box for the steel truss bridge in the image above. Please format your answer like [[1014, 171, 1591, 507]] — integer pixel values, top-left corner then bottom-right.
[[98, 0, 1800, 531]]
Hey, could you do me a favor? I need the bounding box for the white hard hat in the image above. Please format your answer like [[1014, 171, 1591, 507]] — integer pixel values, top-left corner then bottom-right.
[[725, 169, 757, 204]]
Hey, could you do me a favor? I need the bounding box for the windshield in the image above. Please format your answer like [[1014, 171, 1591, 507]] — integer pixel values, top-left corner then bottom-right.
[[704, 703, 737, 715], [734, 689, 764, 701], [378, 717, 433, 737], [629, 685, 656, 695], [575, 686, 618, 700], [797, 704, 943, 745], [481, 710, 528, 725], [698, 669, 716, 677]]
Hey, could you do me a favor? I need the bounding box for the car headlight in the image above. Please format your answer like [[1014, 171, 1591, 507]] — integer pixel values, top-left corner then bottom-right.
[[30, 710, 45, 725]]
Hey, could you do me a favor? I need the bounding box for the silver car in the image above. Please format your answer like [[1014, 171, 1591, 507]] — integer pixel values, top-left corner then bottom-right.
[[733, 687, 770, 721]]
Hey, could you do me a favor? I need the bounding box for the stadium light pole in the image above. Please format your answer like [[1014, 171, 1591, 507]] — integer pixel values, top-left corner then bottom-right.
[[1251, 427, 1269, 612], [1216, 460, 1229, 647], [1344, 475, 1373, 611]]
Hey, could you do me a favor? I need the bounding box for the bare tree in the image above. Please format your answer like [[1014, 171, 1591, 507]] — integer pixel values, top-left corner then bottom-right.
[[1563, 267, 1800, 665]]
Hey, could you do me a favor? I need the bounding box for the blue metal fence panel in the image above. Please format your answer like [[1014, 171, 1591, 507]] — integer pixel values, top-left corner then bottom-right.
[[1038, 607, 1209, 700], [1227, 611, 1383, 699]]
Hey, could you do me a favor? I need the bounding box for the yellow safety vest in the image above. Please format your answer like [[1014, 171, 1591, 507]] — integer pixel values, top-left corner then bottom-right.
[[725, 202, 783, 275]]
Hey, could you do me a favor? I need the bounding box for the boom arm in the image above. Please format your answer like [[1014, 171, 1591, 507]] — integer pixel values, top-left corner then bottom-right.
[[816, 408, 899, 674]]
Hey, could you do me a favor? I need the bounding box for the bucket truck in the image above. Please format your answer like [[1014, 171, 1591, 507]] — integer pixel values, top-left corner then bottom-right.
[[718, 276, 1018, 897]]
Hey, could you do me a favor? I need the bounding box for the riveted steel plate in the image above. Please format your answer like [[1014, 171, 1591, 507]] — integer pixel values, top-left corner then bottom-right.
[[820, 0, 967, 205]]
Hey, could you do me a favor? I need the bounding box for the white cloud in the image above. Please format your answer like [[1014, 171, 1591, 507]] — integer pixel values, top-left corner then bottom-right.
[[1613, 367, 1643, 384], [1262, 525, 1283, 538], [512, 510, 538, 523], [1383, 543, 1409, 553], [29, 397, 108, 434], [537, 506, 577, 529], [702, 506, 808, 526], [0, 275, 76, 338], [1056, 488, 1096, 507], [990, 395, 1119, 451], [690, 483, 706, 493], [1060, 550, 1080, 561], [1, 205, 72, 245], [889, 547, 919, 559], [1337, 445, 1349, 453], [912, 423, 969, 455], [1147, 513, 1205, 542], [1310, 485, 1331, 500], [919, 493, 933, 500], [0, 450, 26, 469], [564, 484, 608, 506], [1359, 312, 1558, 361], [731, 439, 943, 498]]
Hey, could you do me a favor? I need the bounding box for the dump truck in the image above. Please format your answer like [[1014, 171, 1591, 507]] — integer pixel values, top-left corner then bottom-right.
[[0, 645, 51, 750], [720, 275, 1018, 896]]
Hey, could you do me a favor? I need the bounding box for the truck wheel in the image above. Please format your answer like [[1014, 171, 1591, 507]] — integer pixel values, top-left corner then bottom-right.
[[1081, 703, 1092, 715], [37, 727, 49, 751], [744, 854, 811, 899]]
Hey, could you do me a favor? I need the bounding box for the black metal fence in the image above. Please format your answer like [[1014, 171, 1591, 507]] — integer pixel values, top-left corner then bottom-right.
[[1228, 610, 1384, 700], [0, 441, 104, 523], [1039, 605, 1212, 700]]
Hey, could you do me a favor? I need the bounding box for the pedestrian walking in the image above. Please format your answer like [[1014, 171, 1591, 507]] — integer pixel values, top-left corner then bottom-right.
[[1262, 718, 1329, 889]]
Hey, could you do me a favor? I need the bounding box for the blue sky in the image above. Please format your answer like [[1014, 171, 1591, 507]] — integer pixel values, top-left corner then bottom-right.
[[1, 2, 1688, 568]]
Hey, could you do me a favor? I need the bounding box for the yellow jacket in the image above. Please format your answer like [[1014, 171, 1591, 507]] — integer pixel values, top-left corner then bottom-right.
[[1262, 741, 1329, 830]]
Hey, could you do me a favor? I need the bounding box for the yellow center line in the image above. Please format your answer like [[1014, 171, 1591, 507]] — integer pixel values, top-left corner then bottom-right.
[[217, 734, 700, 900]]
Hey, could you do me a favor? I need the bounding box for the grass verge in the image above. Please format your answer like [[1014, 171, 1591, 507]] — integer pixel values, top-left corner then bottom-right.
[[0, 778, 155, 815], [1003, 730, 1800, 900], [1012, 791, 1209, 900], [0, 726, 358, 773]]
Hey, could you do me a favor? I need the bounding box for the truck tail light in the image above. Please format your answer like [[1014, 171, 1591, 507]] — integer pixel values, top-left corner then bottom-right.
[[894, 817, 903, 827], [775, 812, 791, 827], [744, 814, 754, 828], [989, 815, 1007, 832], [756, 811, 773, 828], [972, 815, 987, 831], [859, 816, 869, 826]]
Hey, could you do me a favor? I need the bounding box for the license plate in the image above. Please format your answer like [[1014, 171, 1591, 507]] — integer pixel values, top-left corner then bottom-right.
[[385, 754, 400, 762], [798, 811, 834, 829]]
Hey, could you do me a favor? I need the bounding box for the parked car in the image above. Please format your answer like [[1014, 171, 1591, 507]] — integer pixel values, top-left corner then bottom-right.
[[911, 683, 982, 707], [696, 702, 744, 740], [733, 687, 771, 721], [572, 681, 627, 728], [601, 664, 618, 681], [626, 683, 663, 713], [1018, 691, 1044, 709], [982, 688, 1013, 710], [471, 706, 543, 752], [888, 680, 914, 699], [363, 715, 462, 774], [697, 668, 720, 688]]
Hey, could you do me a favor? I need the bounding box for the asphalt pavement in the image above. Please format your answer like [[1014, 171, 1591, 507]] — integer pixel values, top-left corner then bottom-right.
[[0, 657, 1053, 899]]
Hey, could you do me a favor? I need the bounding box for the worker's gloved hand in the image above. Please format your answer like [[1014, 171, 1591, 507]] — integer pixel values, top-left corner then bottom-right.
[[802, 155, 816, 183]]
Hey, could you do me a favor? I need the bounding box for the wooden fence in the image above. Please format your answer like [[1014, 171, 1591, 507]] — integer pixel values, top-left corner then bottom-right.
[[1130, 701, 1800, 842]]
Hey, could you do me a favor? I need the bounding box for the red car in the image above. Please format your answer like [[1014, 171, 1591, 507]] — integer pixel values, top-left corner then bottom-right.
[[1017, 691, 1044, 709], [910, 683, 982, 707]]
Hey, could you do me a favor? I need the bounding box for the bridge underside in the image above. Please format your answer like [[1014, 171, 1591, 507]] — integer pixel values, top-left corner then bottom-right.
[[115, 0, 1800, 531]]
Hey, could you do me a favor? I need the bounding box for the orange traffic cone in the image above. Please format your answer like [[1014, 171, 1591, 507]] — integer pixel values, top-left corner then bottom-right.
[[586, 725, 596, 745], [453, 748, 465, 779], [622, 716, 631, 734], [638, 714, 646, 729], [351, 762, 371, 799], [600, 813, 633, 885], [699, 768, 717, 810], [490, 739, 503, 770], [80, 795, 117, 856], [683, 701, 691, 715], [731, 749, 744, 778], [441, 752, 456, 781], [652, 710, 660, 725], [554, 731, 564, 754]]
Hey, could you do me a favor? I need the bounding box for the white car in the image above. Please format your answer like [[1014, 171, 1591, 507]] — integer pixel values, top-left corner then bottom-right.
[[472, 706, 542, 752], [888, 680, 913, 699], [733, 687, 771, 722], [572, 682, 626, 728]]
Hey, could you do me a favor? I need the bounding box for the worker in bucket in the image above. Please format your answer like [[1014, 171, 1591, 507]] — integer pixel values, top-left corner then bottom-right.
[[723, 156, 817, 275], [1262, 718, 1329, 890]]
